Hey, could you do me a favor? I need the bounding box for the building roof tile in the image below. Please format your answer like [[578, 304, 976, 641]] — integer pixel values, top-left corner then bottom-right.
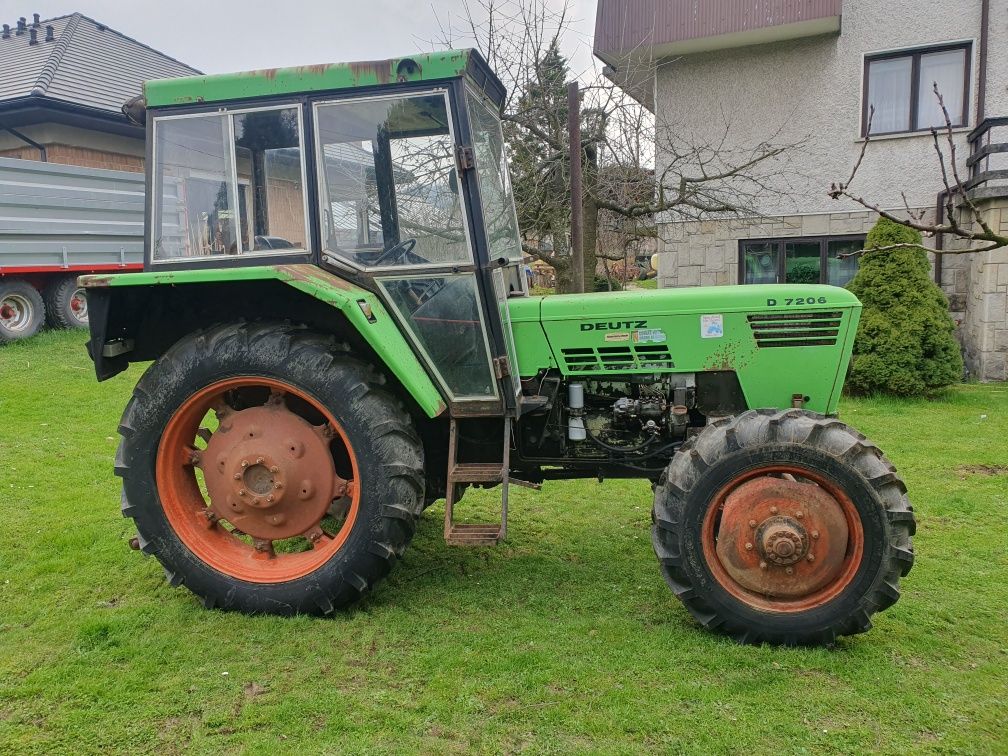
[[0, 12, 199, 114]]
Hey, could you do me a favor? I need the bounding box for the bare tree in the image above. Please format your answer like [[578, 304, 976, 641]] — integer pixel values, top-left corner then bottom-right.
[[431, 0, 798, 292], [829, 83, 1007, 257]]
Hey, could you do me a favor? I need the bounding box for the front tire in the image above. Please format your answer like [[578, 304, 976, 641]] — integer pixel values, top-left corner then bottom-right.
[[652, 409, 914, 646], [117, 322, 425, 614]]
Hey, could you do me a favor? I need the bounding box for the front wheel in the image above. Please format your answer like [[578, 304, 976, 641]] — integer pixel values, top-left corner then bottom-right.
[[652, 409, 914, 646], [117, 322, 425, 614]]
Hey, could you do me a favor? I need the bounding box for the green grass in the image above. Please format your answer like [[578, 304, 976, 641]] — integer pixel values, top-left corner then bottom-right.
[[1, 331, 1007, 754], [628, 278, 658, 290]]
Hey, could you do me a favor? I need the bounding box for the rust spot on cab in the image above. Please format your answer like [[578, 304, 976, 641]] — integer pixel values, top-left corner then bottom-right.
[[275, 264, 355, 292], [301, 64, 332, 77], [349, 60, 392, 85], [79, 275, 112, 288]]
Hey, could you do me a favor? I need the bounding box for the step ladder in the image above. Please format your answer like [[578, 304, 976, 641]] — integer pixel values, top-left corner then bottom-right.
[[443, 417, 513, 546]]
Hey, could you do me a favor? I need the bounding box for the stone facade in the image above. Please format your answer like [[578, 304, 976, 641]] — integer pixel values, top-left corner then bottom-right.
[[956, 202, 1008, 381], [658, 212, 881, 288]]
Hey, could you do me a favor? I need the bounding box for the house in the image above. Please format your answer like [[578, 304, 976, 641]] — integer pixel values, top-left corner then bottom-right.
[[594, 0, 1008, 381], [0, 11, 198, 172]]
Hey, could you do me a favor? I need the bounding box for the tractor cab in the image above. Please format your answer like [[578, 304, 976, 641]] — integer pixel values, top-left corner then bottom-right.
[[142, 51, 524, 417]]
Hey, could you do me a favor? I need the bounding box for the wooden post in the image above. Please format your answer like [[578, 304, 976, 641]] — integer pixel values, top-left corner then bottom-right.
[[567, 81, 585, 293]]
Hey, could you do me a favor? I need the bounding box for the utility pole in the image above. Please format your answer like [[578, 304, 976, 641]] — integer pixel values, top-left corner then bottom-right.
[[567, 80, 585, 294]]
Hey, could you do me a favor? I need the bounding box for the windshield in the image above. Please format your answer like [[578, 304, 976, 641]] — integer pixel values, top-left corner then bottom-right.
[[314, 91, 471, 269], [465, 89, 523, 264]]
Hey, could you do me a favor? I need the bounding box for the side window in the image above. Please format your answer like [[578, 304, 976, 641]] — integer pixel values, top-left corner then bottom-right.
[[153, 107, 308, 261]]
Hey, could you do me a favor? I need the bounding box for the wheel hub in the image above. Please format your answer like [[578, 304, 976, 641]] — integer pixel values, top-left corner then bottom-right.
[[756, 515, 809, 566], [0, 295, 30, 330], [714, 476, 850, 599], [201, 402, 346, 541]]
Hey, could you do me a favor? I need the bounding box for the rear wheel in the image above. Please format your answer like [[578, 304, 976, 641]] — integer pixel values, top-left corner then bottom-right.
[[652, 408, 914, 646], [117, 322, 424, 614], [44, 275, 88, 329], [0, 280, 45, 343]]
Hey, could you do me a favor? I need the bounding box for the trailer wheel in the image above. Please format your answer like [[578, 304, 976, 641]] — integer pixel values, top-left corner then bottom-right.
[[0, 280, 45, 343], [652, 408, 914, 646], [44, 275, 88, 329], [117, 322, 425, 615]]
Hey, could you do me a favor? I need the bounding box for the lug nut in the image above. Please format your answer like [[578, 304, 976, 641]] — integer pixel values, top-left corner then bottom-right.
[[785, 567, 793, 575], [270, 466, 279, 473], [748, 519, 757, 528], [256, 457, 265, 465], [274, 482, 283, 490], [807, 553, 815, 562], [233, 473, 241, 480], [812, 530, 820, 539], [238, 489, 246, 497], [745, 542, 754, 551], [759, 561, 768, 570], [266, 494, 274, 503], [241, 459, 249, 468], [795, 511, 804, 519], [770, 506, 779, 515]]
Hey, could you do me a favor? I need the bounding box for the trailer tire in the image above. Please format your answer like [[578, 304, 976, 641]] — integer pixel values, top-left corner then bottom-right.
[[652, 408, 914, 646], [117, 322, 425, 615], [44, 275, 88, 329], [0, 280, 46, 343]]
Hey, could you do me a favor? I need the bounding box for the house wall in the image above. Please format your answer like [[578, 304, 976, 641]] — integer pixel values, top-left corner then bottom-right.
[[0, 122, 144, 172], [650, 0, 1007, 380], [653, 0, 985, 217]]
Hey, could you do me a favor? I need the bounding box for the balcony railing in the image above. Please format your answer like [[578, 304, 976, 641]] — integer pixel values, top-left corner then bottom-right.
[[967, 117, 1008, 200]]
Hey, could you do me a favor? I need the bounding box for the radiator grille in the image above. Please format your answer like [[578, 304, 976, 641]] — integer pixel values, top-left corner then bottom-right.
[[560, 343, 675, 372], [748, 311, 842, 348]]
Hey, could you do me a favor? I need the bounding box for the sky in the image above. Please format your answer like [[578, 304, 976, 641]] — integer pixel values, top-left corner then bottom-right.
[[24, 0, 600, 79]]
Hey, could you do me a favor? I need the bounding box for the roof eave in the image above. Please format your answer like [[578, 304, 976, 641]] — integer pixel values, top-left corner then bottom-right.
[[0, 95, 143, 137]]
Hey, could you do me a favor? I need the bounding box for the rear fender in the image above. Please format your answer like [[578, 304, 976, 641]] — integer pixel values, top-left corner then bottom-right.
[[80, 264, 447, 419]]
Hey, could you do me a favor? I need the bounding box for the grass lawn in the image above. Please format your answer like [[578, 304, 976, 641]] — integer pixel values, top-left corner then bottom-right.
[[1, 330, 1006, 754]]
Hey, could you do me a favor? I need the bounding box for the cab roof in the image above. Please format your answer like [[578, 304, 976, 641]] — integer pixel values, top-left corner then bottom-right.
[[143, 48, 506, 110]]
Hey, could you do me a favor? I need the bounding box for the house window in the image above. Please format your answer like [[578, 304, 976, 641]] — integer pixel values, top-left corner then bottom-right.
[[739, 236, 864, 287], [862, 43, 971, 136]]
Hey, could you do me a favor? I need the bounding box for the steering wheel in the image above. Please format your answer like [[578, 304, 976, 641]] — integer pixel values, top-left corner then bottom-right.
[[372, 237, 425, 267]]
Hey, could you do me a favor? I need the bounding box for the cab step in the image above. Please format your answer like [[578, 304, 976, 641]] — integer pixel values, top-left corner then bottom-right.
[[444, 418, 511, 546]]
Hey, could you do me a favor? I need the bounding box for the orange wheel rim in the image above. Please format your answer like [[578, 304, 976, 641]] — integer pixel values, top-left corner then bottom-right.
[[701, 464, 864, 613], [156, 376, 360, 583]]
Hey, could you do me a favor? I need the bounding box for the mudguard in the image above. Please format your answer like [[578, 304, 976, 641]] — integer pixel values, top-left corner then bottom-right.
[[79, 264, 447, 418]]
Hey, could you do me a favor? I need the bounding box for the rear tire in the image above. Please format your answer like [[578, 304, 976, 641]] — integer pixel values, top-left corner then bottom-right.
[[652, 408, 914, 646], [44, 275, 88, 329], [0, 280, 45, 343], [117, 322, 425, 615]]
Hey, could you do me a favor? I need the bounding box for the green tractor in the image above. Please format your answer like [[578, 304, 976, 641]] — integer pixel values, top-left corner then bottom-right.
[[82, 50, 913, 646]]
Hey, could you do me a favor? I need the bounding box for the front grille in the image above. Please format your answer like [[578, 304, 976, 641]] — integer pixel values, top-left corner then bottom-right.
[[560, 344, 675, 372], [748, 311, 842, 348]]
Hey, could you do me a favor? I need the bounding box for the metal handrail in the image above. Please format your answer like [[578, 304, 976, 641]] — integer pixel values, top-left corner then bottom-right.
[[966, 117, 1008, 192]]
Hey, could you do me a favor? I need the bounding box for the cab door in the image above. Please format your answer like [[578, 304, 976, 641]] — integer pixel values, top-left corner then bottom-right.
[[462, 84, 528, 403], [312, 87, 517, 415]]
